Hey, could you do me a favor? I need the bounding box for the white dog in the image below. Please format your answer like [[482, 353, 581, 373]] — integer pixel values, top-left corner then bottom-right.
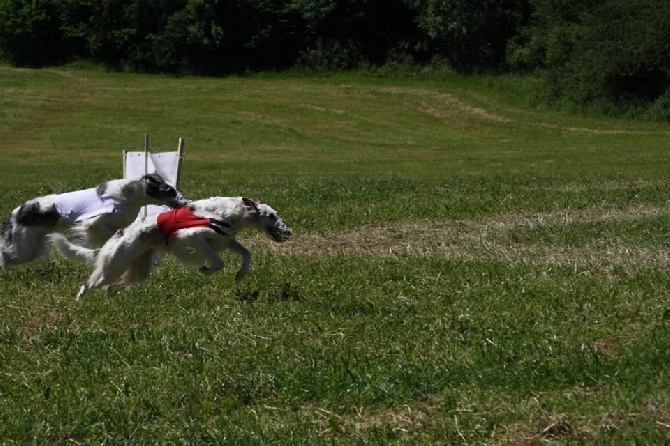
[[0, 173, 188, 267], [49, 197, 292, 299]]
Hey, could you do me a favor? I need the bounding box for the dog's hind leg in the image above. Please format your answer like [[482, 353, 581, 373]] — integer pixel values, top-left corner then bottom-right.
[[77, 261, 132, 300], [0, 215, 54, 267], [76, 263, 111, 300], [76, 267, 126, 299], [100, 256, 153, 296], [14, 202, 60, 263], [76, 228, 162, 299], [111, 248, 157, 289], [77, 266, 127, 300]]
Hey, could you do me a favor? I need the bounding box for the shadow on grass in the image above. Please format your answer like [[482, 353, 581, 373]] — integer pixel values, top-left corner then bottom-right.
[[233, 281, 303, 304]]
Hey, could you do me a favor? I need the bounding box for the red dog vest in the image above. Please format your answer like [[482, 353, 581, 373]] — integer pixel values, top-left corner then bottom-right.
[[156, 207, 211, 239]]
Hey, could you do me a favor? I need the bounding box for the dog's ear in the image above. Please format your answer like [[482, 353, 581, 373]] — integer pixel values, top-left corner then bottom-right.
[[242, 197, 260, 213], [143, 172, 163, 184]]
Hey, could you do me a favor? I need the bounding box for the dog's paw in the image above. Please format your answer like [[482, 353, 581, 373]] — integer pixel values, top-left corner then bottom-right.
[[76, 284, 87, 301], [199, 265, 212, 275]]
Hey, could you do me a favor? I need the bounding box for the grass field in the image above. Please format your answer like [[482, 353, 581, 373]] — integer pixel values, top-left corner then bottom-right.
[[1, 65, 669, 444]]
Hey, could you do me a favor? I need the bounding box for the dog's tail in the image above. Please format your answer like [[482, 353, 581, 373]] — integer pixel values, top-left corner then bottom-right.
[[48, 234, 99, 265]]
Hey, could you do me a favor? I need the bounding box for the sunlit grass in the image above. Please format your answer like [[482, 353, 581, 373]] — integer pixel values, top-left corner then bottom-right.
[[0, 66, 669, 443]]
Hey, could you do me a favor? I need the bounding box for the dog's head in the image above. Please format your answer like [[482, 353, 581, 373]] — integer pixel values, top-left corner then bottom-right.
[[242, 197, 292, 243], [143, 173, 189, 208]]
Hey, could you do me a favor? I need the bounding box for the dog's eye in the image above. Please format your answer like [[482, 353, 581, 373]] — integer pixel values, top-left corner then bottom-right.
[[163, 188, 177, 198]]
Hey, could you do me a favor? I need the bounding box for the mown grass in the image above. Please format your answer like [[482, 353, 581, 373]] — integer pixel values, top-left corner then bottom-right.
[[0, 66, 669, 443]]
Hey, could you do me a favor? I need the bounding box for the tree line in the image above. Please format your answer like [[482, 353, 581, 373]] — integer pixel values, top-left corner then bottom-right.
[[1, 0, 668, 118]]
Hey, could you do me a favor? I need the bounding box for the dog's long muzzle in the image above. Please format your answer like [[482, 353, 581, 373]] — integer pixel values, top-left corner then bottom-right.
[[169, 196, 190, 209], [268, 225, 292, 243]]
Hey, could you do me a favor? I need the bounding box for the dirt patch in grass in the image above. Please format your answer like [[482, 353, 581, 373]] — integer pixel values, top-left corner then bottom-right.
[[493, 389, 670, 445], [260, 206, 670, 274], [496, 415, 581, 445], [299, 400, 442, 439], [383, 87, 512, 123], [381, 86, 666, 134]]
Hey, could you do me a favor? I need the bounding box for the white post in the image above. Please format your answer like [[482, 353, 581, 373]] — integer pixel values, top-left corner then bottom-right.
[[142, 134, 150, 219], [176, 138, 185, 188]]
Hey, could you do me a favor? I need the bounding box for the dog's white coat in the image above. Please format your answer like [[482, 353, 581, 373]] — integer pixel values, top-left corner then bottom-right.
[[49, 197, 292, 299]]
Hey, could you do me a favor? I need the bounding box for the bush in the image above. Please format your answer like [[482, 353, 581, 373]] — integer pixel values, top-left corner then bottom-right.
[[515, 0, 670, 115], [646, 89, 670, 122], [0, 0, 67, 67], [417, 0, 531, 72]]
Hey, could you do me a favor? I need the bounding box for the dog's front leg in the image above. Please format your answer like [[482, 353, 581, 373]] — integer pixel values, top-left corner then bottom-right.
[[228, 239, 251, 281]]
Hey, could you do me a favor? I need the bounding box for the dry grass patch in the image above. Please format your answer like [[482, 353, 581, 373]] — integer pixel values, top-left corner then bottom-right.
[[382, 86, 512, 123], [380, 86, 670, 135], [259, 205, 670, 274], [492, 384, 670, 445]]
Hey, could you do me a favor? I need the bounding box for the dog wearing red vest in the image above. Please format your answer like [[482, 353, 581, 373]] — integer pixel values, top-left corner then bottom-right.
[[49, 197, 292, 299]]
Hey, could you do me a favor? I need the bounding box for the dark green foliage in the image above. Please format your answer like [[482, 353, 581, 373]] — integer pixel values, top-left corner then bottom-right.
[[0, 0, 67, 67], [0, 0, 668, 114], [295, 0, 427, 70], [511, 0, 670, 117], [136, 0, 306, 74], [0, 0, 428, 73], [416, 0, 532, 72], [577, 0, 670, 100]]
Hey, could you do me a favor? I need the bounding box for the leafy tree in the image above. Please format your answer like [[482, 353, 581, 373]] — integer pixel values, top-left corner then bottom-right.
[[416, 0, 531, 72], [59, 0, 188, 70], [146, 0, 304, 74], [514, 0, 670, 115], [62, 0, 138, 68], [576, 0, 670, 102], [506, 0, 597, 71], [0, 0, 66, 66], [294, 0, 424, 70]]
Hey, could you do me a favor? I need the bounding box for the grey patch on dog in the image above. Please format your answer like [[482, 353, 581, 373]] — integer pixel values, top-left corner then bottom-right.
[[119, 181, 135, 199], [96, 182, 108, 198], [143, 173, 178, 201], [16, 203, 59, 227], [139, 225, 163, 241], [1, 219, 13, 243]]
